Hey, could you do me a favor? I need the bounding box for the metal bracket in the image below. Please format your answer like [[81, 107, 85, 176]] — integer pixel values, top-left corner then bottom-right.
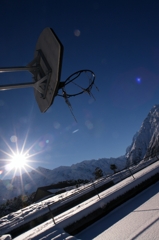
[[0, 50, 52, 99]]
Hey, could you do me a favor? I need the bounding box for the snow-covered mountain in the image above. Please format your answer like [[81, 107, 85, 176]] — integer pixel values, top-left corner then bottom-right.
[[126, 105, 159, 165], [1, 104, 159, 204], [0, 157, 126, 204]]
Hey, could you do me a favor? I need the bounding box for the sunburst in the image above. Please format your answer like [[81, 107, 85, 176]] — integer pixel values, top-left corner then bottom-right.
[[8, 152, 28, 170], [0, 132, 43, 179]]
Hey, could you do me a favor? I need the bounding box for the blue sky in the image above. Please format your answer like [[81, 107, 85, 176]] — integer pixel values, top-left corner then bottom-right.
[[1, 0, 159, 178]]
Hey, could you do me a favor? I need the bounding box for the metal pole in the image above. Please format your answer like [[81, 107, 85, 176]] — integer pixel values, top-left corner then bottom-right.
[[0, 82, 35, 91], [48, 204, 56, 224], [92, 181, 100, 199], [128, 168, 135, 180], [0, 71, 48, 94], [0, 66, 37, 73]]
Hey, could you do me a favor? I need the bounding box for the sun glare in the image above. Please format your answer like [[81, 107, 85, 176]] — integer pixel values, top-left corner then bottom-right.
[[11, 153, 27, 169], [0, 133, 44, 179]]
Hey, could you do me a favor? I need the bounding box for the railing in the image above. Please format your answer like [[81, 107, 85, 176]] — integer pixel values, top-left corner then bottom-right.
[[0, 156, 159, 236]]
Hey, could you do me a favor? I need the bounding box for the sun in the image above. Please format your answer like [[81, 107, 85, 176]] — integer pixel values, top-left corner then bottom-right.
[[5, 152, 29, 173], [10, 153, 27, 169], [0, 133, 44, 179]]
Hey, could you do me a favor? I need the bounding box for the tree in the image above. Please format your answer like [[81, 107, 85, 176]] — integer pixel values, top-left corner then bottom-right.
[[110, 164, 117, 174], [94, 167, 103, 180]]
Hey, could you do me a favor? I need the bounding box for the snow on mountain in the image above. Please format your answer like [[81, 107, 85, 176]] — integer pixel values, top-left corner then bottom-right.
[[126, 104, 159, 165], [2, 104, 159, 204], [0, 156, 126, 204]]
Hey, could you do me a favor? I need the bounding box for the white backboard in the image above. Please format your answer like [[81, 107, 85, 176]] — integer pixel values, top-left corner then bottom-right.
[[34, 27, 63, 112]]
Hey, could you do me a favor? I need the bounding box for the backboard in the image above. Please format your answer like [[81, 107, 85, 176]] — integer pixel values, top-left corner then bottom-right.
[[33, 27, 63, 112], [0, 27, 96, 119]]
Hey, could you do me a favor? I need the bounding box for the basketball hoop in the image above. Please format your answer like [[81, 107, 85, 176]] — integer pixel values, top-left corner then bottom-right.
[[0, 28, 97, 120], [56, 70, 98, 121], [58, 70, 96, 98]]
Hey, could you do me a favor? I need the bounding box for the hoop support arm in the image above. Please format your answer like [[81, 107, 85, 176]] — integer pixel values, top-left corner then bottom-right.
[[0, 82, 35, 90], [0, 66, 37, 73], [0, 51, 51, 95], [0, 74, 48, 93]]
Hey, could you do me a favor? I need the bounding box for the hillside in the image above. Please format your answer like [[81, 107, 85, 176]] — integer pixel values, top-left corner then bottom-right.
[[126, 105, 159, 165], [0, 156, 126, 204], [1, 104, 159, 204]]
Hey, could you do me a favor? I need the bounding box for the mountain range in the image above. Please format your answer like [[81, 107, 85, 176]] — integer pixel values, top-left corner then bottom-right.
[[126, 104, 159, 165], [1, 104, 159, 203]]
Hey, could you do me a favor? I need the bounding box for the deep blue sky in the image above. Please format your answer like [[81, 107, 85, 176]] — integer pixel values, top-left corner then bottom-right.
[[1, 0, 159, 178]]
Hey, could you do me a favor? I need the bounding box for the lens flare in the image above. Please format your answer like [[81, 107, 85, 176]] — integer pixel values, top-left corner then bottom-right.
[[10, 153, 27, 169], [136, 78, 141, 83], [0, 133, 43, 180]]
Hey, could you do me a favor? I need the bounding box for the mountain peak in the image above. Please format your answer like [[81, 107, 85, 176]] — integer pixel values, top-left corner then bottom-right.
[[1, 105, 159, 203], [126, 104, 159, 165], [0, 156, 126, 204]]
